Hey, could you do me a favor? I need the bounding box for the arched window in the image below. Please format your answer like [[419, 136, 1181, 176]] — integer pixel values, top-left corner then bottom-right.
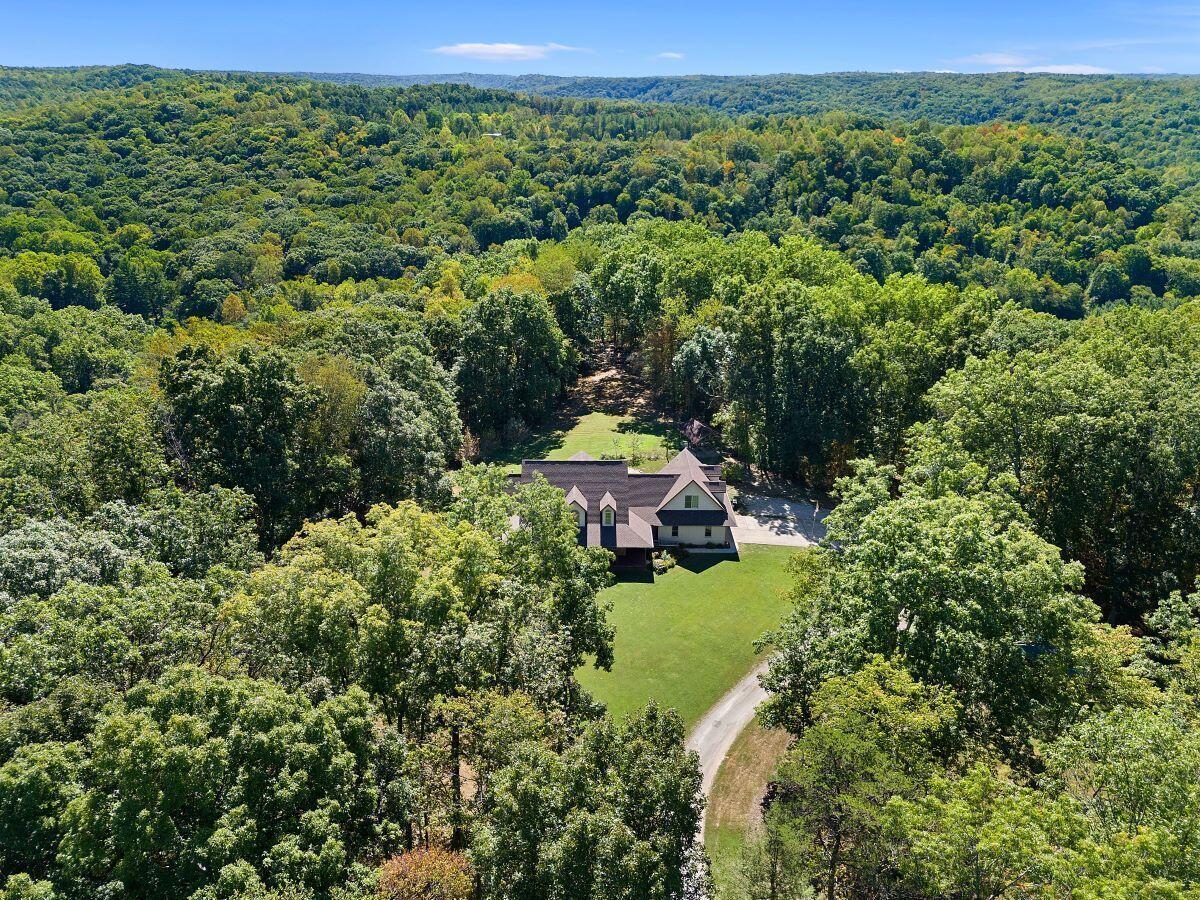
[[602, 507, 614, 526]]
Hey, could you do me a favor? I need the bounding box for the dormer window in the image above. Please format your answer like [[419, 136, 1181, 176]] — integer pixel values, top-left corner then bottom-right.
[[684, 493, 699, 509], [599, 490, 617, 527], [565, 486, 588, 529]]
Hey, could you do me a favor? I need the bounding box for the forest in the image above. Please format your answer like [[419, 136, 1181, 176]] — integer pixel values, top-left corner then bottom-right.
[[294, 69, 1200, 176], [0, 65, 1198, 899]]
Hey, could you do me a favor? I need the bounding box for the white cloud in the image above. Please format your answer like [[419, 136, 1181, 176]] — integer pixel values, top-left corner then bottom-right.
[[954, 51, 1031, 66], [656, 51, 685, 60], [950, 51, 1114, 74], [430, 42, 586, 61], [1019, 63, 1114, 74]]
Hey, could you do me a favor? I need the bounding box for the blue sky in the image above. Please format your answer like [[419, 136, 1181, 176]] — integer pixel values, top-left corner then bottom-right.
[[3, 0, 1200, 75]]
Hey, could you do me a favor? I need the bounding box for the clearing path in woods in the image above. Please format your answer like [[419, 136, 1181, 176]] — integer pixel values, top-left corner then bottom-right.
[[485, 347, 683, 471], [704, 717, 793, 895]]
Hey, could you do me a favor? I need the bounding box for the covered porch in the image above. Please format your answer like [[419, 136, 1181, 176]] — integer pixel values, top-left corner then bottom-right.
[[611, 547, 651, 570]]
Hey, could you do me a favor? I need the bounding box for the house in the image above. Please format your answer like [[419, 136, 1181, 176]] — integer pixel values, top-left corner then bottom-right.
[[510, 448, 737, 567]]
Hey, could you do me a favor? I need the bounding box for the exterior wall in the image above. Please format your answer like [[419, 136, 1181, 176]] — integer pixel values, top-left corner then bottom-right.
[[661, 482, 722, 511], [657, 525, 730, 547]]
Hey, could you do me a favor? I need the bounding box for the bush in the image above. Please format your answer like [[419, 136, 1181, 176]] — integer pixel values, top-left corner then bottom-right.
[[378, 848, 473, 900], [652, 550, 677, 575], [723, 461, 748, 484]]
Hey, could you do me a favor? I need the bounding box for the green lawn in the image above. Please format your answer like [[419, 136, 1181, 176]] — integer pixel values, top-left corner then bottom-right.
[[708, 825, 748, 899], [488, 411, 680, 473], [576, 544, 799, 728]]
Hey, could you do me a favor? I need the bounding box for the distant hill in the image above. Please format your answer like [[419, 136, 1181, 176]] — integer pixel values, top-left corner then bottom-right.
[[4, 65, 1200, 173], [291, 70, 1200, 174], [285, 71, 565, 91], [0, 63, 186, 108]]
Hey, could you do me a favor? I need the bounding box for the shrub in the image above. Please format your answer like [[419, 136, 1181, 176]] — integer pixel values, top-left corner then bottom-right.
[[722, 461, 748, 484], [652, 550, 678, 575], [378, 848, 473, 900]]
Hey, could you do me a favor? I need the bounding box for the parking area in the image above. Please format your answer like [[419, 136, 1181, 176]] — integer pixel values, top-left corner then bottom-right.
[[730, 491, 828, 547]]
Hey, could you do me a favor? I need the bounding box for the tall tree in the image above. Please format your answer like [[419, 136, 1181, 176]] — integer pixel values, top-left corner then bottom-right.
[[456, 290, 576, 439], [761, 462, 1098, 747], [161, 345, 330, 546]]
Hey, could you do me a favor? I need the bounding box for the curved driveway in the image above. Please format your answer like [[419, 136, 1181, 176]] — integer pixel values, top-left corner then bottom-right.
[[686, 660, 770, 836], [688, 489, 823, 836]]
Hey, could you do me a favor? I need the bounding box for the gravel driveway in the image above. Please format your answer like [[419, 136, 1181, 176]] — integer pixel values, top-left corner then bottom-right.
[[687, 661, 769, 838], [731, 491, 828, 547]]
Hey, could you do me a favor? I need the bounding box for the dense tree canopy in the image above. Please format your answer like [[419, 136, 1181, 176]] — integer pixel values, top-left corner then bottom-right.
[[2, 64, 1200, 898], [330, 70, 1200, 176]]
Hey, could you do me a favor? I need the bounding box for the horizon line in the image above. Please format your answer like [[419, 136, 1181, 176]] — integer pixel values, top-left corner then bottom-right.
[[2, 62, 1198, 78]]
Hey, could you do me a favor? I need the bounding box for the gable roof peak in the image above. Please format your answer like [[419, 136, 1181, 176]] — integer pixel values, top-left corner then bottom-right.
[[659, 447, 704, 474], [655, 448, 721, 511]]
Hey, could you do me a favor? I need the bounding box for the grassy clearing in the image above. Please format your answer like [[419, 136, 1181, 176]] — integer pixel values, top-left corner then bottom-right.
[[487, 410, 681, 473], [707, 825, 748, 898], [707, 719, 793, 897], [576, 544, 798, 728]]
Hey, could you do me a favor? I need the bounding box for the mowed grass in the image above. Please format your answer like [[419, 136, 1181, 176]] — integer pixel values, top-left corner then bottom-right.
[[707, 720, 793, 898], [707, 825, 748, 899], [576, 544, 799, 729], [488, 411, 680, 473]]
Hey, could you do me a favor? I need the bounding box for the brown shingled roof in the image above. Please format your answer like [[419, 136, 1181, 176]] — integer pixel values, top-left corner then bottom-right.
[[511, 449, 733, 549]]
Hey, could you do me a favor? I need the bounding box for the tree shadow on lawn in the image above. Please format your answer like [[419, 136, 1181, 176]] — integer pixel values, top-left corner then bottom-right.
[[485, 424, 572, 467], [487, 408, 681, 470], [481, 397, 586, 467], [616, 412, 683, 449]]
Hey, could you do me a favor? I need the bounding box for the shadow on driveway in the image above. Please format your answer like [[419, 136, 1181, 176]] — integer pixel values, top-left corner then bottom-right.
[[732, 492, 830, 547]]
